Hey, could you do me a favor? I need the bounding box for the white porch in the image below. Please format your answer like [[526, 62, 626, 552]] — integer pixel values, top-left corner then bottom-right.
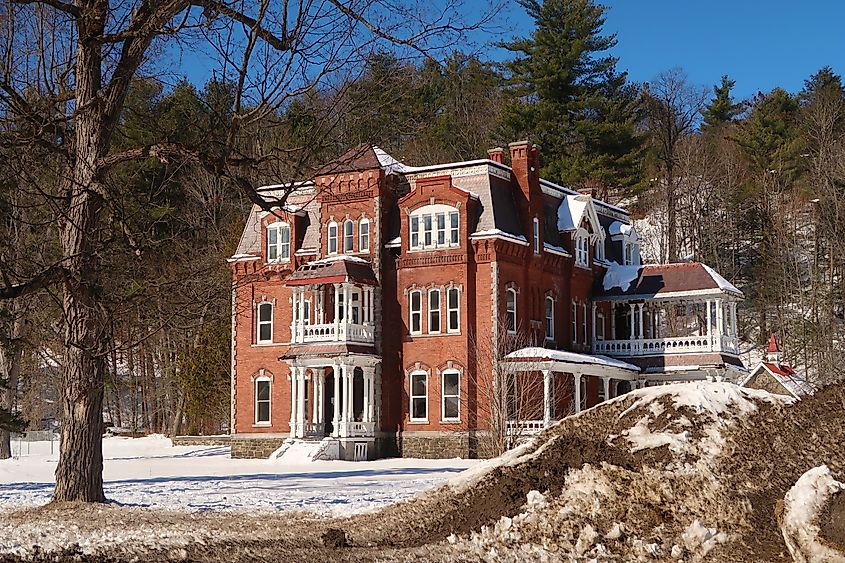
[[290, 282, 376, 345], [285, 356, 380, 439], [500, 348, 641, 436], [592, 296, 741, 357]]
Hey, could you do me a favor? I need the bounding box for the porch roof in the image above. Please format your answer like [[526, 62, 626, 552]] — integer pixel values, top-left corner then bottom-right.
[[502, 347, 640, 379], [285, 255, 379, 287], [595, 262, 744, 301]]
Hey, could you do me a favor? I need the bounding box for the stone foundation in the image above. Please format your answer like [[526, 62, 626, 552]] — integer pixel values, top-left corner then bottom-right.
[[172, 435, 231, 447], [399, 431, 496, 459], [230, 437, 287, 459]]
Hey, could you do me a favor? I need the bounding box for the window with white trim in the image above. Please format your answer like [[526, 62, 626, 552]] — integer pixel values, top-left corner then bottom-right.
[[447, 288, 460, 333], [409, 205, 460, 250], [410, 371, 428, 421], [359, 218, 370, 252], [624, 241, 640, 266], [428, 289, 441, 334], [571, 301, 578, 345], [267, 222, 291, 262], [300, 299, 311, 326], [533, 218, 540, 255], [254, 377, 271, 424], [594, 238, 605, 261], [582, 302, 588, 345], [257, 302, 273, 343], [505, 288, 517, 333], [596, 313, 605, 341], [409, 290, 422, 334], [545, 296, 555, 340], [575, 229, 589, 267], [328, 222, 338, 254], [343, 220, 354, 253], [441, 370, 460, 421]]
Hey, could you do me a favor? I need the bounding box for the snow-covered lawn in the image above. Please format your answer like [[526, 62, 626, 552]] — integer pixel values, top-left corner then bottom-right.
[[0, 436, 478, 516]]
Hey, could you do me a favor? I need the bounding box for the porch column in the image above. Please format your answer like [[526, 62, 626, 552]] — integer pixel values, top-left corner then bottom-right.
[[705, 299, 712, 338], [344, 364, 353, 424], [289, 367, 298, 436], [611, 305, 616, 339], [333, 283, 341, 341], [364, 366, 375, 423], [542, 370, 553, 427], [573, 373, 582, 414], [312, 369, 322, 424], [716, 298, 724, 336], [591, 304, 597, 346], [290, 289, 299, 344], [602, 377, 611, 402], [637, 303, 644, 339], [332, 363, 341, 437], [730, 302, 738, 338], [343, 283, 352, 325], [368, 287, 375, 324], [298, 288, 306, 341], [628, 303, 635, 339]]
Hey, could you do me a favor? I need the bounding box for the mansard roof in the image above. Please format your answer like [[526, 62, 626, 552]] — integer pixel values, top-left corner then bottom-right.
[[595, 262, 744, 301]]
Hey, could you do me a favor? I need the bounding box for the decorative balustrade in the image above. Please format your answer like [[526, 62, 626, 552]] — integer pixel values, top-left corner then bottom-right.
[[344, 421, 376, 437], [593, 335, 739, 357], [302, 422, 325, 438], [505, 420, 546, 436], [292, 322, 375, 345]]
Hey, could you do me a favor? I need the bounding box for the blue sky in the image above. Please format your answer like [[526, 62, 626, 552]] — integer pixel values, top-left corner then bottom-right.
[[491, 0, 845, 99]]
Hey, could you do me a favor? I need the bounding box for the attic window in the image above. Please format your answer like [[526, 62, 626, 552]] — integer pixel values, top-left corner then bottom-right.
[[267, 222, 291, 262], [574, 229, 589, 267]]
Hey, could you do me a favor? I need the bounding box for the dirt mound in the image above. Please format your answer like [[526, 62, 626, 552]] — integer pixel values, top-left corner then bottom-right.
[[821, 491, 845, 552]]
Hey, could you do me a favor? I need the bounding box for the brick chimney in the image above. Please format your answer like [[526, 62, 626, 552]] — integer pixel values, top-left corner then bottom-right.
[[509, 140, 541, 242], [487, 147, 505, 164]]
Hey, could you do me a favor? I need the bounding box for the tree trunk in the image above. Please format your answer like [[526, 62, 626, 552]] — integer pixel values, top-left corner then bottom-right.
[[0, 314, 23, 460]]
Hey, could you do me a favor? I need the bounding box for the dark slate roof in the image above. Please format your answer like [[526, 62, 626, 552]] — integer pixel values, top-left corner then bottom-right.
[[596, 262, 743, 300], [285, 256, 378, 287], [280, 343, 377, 359]]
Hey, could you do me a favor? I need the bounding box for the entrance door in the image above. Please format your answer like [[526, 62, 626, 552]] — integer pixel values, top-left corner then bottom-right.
[[324, 371, 335, 436]]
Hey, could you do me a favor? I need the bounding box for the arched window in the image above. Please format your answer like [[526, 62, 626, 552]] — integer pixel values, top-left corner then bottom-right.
[[409, 204, 460, 250], [447, 287, 460, 333], [505, 288, 517, 334], [267, 222, 291, 262], [571, 301, 578, 345], [574, 229, 589, 267], [343, 220, 354, 253], [359, 218, 370, 252], [428, 288, 441, 334], [533, 217, 540, 255], [409, 290, 422, 334], [441, 369, 460, 422], [254, 376, 271, 424], [545, 296, 555, 340], [328, 222, 338, 255], [409, 370, 428, 422], [257, 302, 273, 343]]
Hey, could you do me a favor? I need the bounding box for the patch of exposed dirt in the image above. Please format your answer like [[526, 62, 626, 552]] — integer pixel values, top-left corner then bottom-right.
[[820, 490, 845, 553]]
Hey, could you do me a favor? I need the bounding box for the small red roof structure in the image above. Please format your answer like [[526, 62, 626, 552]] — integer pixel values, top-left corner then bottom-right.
[[767, 334, 779, 353], [738, 335, 815, 399], [285, 256, 378, 287]]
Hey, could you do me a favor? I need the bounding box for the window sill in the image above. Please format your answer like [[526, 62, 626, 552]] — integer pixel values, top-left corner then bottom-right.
[[252, 342, 284, 347], [408, 332, 462, 339], [575, 263, 591, 270], [252, 423, 272, 428], [441, 419, 461, 425], [408, 419, 429, 425], [407, 245, 460, 253]]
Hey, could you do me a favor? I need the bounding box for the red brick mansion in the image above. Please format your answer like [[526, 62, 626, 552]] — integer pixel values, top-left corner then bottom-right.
[[228, 142, 745, 460]]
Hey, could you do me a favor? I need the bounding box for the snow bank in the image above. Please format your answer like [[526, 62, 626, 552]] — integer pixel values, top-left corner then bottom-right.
[[503, 347, 639, 371], [780, 465, 845, 563], [602, 261, 640, 292]]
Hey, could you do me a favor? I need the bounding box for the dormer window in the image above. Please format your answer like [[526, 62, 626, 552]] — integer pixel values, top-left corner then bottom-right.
[[575, 229, 589, 267], [594, 238, 605, 262], [328, 222, 338, 255], [409, 205, 460, 251], [267, 223, 291, 262], [624, 241, 640, 266]]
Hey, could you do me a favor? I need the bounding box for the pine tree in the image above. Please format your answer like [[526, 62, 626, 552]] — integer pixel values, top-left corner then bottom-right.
[[701, 75, 744, 129], [501, 0, 643, 190]]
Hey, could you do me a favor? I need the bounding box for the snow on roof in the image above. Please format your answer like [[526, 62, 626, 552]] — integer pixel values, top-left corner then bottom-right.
[[373, 146, 408, 175], [602, 261, 641, 292], [504, 347, 640, 372], [608, 220, 633, 237], [469, 229, 528, 245], [557, 194, 590, 231], [543, 242, 571, 257], [701, 263, 742, 296], [309, 254, 370, 265]]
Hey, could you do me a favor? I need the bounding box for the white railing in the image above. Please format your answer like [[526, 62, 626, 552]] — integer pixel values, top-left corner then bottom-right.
[[343, 421, 375, 437], [302, 422, 325, 438], [593, 335, 740, 357], [292, 322, 375, 345], [505, 420, 546, 436]]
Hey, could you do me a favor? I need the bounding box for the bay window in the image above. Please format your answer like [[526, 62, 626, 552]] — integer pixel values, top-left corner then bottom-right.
[[409, 205, 460, 250]]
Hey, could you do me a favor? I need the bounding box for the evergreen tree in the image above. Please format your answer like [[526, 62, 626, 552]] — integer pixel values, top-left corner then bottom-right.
[[501, 0, 643, 190], [701, 75, 744, 129], [800, 66, 844, 106]]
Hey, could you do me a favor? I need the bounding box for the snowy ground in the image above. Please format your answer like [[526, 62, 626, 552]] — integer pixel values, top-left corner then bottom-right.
[[0, 436, 478, 516]]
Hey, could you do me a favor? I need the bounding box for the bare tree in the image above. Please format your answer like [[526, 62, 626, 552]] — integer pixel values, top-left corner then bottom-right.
[[0, 0, 485, 502], [644, 68, 708, 262]]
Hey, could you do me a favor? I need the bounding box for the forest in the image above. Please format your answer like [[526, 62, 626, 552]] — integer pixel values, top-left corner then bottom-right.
[[0, 0, 843, 487]]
